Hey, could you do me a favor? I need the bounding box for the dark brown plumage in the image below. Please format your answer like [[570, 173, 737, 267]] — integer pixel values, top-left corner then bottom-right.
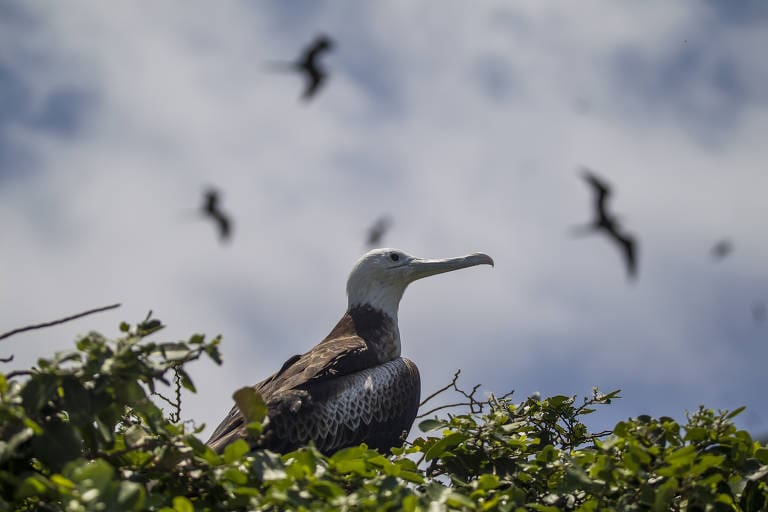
[[206, 305, 420, 455], [202, 188, 232, 243], [578, 169, 638, 280]]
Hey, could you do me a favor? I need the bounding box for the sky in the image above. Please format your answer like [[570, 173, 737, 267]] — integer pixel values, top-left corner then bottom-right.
[[1, 1, 767, 441]]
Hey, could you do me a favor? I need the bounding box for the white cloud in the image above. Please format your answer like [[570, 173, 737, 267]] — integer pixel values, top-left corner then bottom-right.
[[1, 0, 766, 439]]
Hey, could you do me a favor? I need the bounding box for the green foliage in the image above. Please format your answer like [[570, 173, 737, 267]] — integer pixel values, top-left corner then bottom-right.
[[1, 318, 766, 511]]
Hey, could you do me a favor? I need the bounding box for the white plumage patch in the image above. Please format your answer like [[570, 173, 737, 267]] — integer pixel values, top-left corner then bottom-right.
[[363, 374, 374, 391]]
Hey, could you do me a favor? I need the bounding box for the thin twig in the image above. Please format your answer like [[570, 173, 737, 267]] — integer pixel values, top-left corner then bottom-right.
[[5, 370, 34, 379], [0, 303, 121, 342], [417, 402, 474, 419], [151, 389, 179, 411], [0, 354, 13, 363], [420, 369, 461, 407]]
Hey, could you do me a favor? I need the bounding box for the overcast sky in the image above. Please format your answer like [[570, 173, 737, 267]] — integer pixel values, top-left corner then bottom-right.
[[1, 1, 767, 440]]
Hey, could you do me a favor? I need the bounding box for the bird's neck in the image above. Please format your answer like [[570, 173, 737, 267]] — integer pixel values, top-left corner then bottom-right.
[[326, 304, 401, 363]]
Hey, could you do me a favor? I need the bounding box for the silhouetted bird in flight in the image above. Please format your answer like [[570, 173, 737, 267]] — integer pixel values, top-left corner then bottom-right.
[[201, 188, 232, 243], [366, 216, 392, 247], [711, 239, 733, 261], [269, 34, 335, 101], [753, 301, 766, 324], [576, 168, 638, 280], [206, 248, 493, 455]]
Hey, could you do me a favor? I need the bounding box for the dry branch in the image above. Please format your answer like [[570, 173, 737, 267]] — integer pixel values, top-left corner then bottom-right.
[[0, 303, 121, 342]]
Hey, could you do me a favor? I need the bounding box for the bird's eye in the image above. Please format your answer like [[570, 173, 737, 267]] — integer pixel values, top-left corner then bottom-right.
[[390, 253, 400, 262]]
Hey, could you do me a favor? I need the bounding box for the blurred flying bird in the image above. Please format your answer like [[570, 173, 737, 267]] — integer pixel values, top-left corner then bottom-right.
[[206, 248, 493, 455], [366, 216, 393, 247], [753, 301, 766, 324], [268, 34, 335, 101], [575, 168, 638, 280], [711, 239, 733, 261], [201, 188, 232, 243]]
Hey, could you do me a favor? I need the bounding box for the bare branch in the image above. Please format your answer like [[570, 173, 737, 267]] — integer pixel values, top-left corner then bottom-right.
[[418, 368, 487, 416], [0, 354, 13, 363], [420, 369, 461, 407], [5, 370, 33, 379], [416, 402, 474, 419], [0, 303, 121, 342]]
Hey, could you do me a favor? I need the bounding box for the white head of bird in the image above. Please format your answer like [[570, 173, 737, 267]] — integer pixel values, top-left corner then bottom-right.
[[346, 248, 494, 321]]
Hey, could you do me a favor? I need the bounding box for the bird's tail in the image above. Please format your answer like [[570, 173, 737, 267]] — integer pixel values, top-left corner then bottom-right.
[[568, 223, 600, 237], [263, 60, 297, 72]]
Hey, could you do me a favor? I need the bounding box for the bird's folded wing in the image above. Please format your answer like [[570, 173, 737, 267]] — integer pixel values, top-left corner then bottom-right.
[[206, 335, 378, 451], [258, 335, 378, 396]]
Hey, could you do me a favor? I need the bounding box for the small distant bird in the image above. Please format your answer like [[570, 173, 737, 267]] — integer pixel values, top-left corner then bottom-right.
[[269, 34, 335, 101], [711, 239, 733, 261], [576, 168, 638, 280], [753, 301, 766, 323], [366, 216, 393, 247], [201, 188, 232, 243]]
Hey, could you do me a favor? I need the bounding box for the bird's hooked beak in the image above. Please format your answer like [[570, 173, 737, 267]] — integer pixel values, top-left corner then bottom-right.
[[404, 253, 494, 282]]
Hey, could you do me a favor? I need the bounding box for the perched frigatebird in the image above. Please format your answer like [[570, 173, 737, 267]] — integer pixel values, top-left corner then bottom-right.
[[206, 248, 493, 454]]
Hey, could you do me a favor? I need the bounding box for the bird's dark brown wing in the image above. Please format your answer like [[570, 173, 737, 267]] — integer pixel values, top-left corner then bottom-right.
[[300, 36, 333, 65], [581, 169, 612, 221], [206, 334, 379, 453], [212, 212, 232, 241], [301, 68, 325, 100], [259, 335, 377, 396], [614, 231, 637, 279]]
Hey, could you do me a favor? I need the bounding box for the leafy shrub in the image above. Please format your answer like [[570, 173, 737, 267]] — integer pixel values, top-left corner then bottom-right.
[[0, 317, 766, 511]]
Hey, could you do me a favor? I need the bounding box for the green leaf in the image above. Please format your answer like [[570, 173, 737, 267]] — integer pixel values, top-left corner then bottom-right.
[[65, 459, 115, 492], [32, 421, 83, 471], [335, 459, 368, 475], [173, 496, 194, 512], [223, 439, 250, 463], [0, 427, 35, 463], [446, 491, 475, 509], [476, 473, 500, 490], [726, 406, 747, 420], [653, 477, 679, 511], [425, 433, 467, 461], [176, 368, 197, 393], [418, 418, 445, 432], [21, 374, 58, 412], [401, 495, 418, 512], [529, 505, 559, 512], [309, 480, 344, 498], [332, 445, 367, 461], [399, 470, 425, 484], [232, 387, 267, 423], [664, 445, 697, 467], [221, 467, 248, 485], [116, 481, 146, 510], [15, 475, 50, 499]]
